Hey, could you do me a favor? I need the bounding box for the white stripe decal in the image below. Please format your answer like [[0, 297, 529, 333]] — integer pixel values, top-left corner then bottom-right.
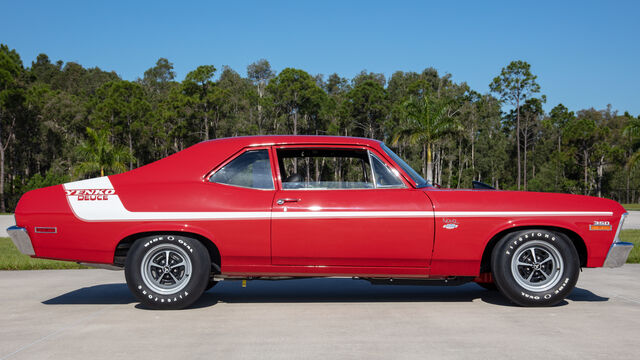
[[434, 211, 613, 217], [62, 177, 614, 221]]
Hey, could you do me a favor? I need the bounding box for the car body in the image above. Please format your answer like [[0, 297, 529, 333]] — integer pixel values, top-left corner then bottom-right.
[[8, 135, 632, 309]]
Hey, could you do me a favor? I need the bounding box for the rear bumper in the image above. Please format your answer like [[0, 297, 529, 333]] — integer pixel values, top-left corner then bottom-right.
[[603, 212, 632, 268], [7, 226, 35, 256]]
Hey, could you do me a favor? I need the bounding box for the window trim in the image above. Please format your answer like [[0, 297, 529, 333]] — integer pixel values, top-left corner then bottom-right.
[[206, 146, 276, 191], [368, 151, 407, 189], [273, 144, 410, 191]]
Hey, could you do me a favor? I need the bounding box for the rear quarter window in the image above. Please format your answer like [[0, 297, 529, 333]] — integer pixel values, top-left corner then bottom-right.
[[209, 149, 274, 190]]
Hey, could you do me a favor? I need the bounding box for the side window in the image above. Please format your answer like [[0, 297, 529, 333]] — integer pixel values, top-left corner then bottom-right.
[[277, 148, 374, 189], [209, 149, 274, 190], [370, 153, 405, 188]]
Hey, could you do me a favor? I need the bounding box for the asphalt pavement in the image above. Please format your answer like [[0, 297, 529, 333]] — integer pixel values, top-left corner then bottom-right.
[[0, 266, 639, 360]]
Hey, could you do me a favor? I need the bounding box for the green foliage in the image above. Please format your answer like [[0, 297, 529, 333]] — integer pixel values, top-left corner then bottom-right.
[[74, 127, 135, 178], [489, 60, 540, 106], [266, 68, 326, 135], [344, 80, 388, 139], [0, 237, 87, 269], [0, 44, 639, 212], [620, 230, 640, 264]]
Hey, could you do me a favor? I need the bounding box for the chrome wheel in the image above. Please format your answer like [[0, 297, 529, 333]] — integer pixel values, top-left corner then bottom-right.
[[510, 240, 564, 292], [140, 244, 192, 295]]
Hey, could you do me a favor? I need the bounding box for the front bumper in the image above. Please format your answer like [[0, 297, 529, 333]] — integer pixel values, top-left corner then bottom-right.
[[603, 212, 632, 268], [603, 242, 633, 268], [7, 226, 35, 256]]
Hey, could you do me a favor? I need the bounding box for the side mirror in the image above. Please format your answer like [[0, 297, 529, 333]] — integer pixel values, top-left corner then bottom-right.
[[472, 181, 495, 190]]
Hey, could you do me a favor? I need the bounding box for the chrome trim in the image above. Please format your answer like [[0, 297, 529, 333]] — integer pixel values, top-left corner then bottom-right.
[[7, 226, 35, 256], [603, 242, 633, 268], [603, 213, 632, 268], [613, 212, 628, 243], [34, 227, 57, 234]]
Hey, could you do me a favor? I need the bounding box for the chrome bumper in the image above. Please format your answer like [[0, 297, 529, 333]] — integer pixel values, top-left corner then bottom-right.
[[603, 242, 633, 268], [7, 226, 35, 256], [603, 212, 632, 268]]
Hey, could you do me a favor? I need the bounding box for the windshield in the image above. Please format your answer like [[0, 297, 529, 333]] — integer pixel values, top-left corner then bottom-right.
[[381, 143, 430, 188]]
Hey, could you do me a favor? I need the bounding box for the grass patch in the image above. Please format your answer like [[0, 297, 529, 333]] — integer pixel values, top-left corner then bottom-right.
[[622, 204, 640, 211], [0, 237, 86, 270], [620, 230, 640, 263]]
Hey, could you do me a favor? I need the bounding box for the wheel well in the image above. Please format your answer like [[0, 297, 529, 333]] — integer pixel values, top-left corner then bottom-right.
[[113, 231, 221, 272], [479, 226, 588, 273]]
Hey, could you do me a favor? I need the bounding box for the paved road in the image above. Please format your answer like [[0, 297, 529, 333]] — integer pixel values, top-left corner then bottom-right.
[[2, 212, 639, 237], [624, 211, 640, 229], [0, 216, 13, 237], [0, 266, 639, 360]]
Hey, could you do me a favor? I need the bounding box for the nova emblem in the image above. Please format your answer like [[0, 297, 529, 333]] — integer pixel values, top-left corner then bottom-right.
[[442, 218, 459, 230]]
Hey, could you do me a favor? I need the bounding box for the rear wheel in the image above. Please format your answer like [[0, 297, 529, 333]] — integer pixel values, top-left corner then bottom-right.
[[476, 282, 498, 291], [125, 234, 210, 310], [491, 229, 579, 306]]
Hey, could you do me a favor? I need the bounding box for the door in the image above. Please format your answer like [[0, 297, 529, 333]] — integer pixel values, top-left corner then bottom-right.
[[271, 146, 434, 268]]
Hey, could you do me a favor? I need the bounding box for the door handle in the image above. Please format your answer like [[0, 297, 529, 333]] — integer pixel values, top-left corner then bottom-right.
[[276, 198, 300, 205]]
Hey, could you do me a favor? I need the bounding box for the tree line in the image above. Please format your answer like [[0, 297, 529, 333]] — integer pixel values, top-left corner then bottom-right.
[[1, 43, 639, 212]]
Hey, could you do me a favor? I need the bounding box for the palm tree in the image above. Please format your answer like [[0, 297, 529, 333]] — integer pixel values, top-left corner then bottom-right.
[[624, 116, 640, 168], [393, 95, 460, 182], [74, 127, 135, 178]]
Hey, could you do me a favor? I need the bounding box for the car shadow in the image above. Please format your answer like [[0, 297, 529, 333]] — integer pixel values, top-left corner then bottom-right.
[[43, 283, 136, 305], [42, 278, 609, 309]]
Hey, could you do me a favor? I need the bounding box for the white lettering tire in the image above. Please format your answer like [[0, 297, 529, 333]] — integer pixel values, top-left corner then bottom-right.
[[125, 234, 210, 310], [491, 229, 579, 307]]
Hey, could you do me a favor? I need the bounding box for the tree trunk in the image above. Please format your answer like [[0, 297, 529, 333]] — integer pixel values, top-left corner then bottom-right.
[[447, 159, 452, 189], [516, 98, 521, 190], [457, 138, 463, 188], [0, 143, 5, 213], [422, 143, 426, 179], [523, 127, 528, 191], [204, 114, 210, 141], [555, 135, 560, 192], [426, 143, 433, 182], [128, 131, 133, 171], [293, 110, 298, 135], [583, 149, 588, 195], [471, 123, 475, 181], [597, 155, 605, 198]]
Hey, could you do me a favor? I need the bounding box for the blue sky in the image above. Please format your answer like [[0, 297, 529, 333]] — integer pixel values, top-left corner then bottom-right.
[[2, 0, 639, 115]]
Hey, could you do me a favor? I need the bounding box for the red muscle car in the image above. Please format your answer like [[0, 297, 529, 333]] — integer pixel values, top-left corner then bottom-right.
[[7, 136, 632, 309]]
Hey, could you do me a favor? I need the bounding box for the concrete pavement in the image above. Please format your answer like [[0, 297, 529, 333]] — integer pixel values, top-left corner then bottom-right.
[[623, 211, 640, 229], [0, 266, 639, 360], [0, 215, 13, 237]]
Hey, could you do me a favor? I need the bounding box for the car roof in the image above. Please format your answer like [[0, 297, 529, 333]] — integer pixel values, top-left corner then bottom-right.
[[203, 135, 383, 148]]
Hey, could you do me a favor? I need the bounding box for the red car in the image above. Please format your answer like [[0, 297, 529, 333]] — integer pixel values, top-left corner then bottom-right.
[[8, 136, 632, 309]]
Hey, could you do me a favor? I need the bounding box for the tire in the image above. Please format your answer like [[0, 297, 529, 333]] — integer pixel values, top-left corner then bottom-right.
[[476, 282, 498, 291], [205, 279, 219, 291], [125, 234, 211, 310], [491, 229, 579, 307]]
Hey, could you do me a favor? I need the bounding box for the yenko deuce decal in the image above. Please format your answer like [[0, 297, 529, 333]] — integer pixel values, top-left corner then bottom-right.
[[63, 177, 614, 222]]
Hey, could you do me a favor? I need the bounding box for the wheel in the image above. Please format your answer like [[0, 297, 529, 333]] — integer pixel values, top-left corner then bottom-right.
[[476, 282, 498, 291], [125, 234, 211, 310], [491, 229, 579, 307]]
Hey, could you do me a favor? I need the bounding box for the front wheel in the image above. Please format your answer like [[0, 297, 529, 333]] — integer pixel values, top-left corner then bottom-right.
[[491, 230, 579, 307], [125, 234, 211, 310]]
